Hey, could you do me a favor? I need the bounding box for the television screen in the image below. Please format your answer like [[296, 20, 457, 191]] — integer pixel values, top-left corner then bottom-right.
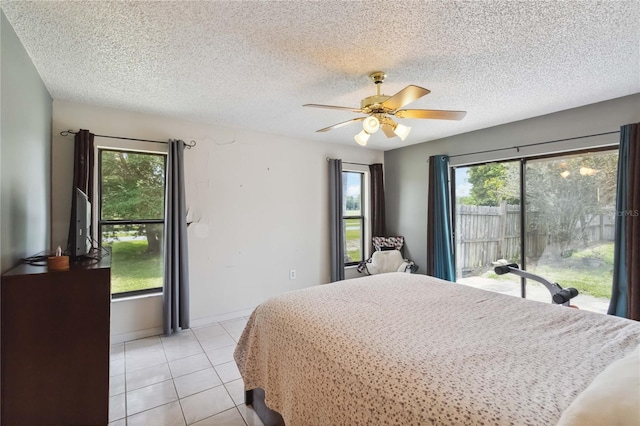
[[74, 188, 92, 258]]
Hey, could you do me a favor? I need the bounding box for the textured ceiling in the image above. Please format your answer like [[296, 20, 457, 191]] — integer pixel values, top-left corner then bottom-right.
[[2, 1, 639, 150]]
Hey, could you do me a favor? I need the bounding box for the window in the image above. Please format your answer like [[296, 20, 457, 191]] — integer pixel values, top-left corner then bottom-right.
[[99, 149, 167, 297], [343, 171, 365, 266], [453, 148, 618, 314]]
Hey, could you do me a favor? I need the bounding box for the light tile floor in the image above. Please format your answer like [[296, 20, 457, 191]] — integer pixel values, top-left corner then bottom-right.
[[109, 317, 265, 426]]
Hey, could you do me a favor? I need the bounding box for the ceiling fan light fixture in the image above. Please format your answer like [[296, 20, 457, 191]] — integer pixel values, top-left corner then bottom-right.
[[304, 71, 466, 144], [354, 130, 370, 146], [393, 123, 411, 141], [362, 116, 380, 134]]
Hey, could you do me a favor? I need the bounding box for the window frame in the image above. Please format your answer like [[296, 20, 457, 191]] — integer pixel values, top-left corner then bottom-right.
[[451, 145, 618, 299], [342, 168, 368, 267], [98, 148, 167, 299]]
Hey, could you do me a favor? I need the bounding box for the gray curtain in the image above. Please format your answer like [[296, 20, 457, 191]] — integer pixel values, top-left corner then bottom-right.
[[627, 123, 640, 320], [608, 122, 639, 320], [164, 140, 190, 335], [370, 163, 386, 246], [329, 159, 345, 282], [67, 129, 94, 258]]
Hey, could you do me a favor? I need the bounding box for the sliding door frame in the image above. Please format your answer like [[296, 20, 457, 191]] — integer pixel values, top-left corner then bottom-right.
[[450, 145, 617, 297]]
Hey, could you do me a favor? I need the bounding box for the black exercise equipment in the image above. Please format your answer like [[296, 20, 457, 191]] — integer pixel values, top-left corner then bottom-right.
[[493, 263, 579, 306]]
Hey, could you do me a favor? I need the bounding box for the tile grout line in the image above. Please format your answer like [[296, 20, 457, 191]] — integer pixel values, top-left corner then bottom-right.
[[220, 321, 252, 425], [193, 321, 241, 422], [169, 322, 237, 424], [123, 336, 170, 423], [194, 322, 237, 385], [162, 334, 190, 426]]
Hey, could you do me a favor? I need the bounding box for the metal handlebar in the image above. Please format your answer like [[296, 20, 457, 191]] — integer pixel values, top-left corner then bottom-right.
[[494, 263, 578, 306]]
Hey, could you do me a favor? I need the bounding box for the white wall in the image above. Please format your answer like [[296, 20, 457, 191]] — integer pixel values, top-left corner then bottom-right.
[[51, 100, 383, 341], [0, 11, 52, 273], [384, 93, 640, 270]]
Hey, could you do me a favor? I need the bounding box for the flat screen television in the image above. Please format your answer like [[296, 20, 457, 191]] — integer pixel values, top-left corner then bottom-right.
[[71, 187, 92, 259]]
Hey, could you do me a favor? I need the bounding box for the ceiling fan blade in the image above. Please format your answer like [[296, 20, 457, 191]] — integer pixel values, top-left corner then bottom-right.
[[381, 85, 430, 111], [316, 117, 366, 132], [395, 109, 467, 120], [381, 124, 396, 138], [303, 104, 362, 113]]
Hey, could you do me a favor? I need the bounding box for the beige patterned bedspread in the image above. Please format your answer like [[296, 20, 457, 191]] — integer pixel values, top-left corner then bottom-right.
[[234, 273, 640, 425]]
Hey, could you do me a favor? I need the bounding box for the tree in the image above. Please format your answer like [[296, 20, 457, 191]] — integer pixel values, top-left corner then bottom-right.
[[101, 151, 166, 253], [345, 195, 360, 212], [525, 153, 618, 249], [462, 163, 519, 206]]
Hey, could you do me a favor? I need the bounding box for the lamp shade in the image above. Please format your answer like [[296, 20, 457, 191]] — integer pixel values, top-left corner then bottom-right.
[[354, 130, 370, 146], [363, 116, 380, 134], [393, 123, 411, 141]]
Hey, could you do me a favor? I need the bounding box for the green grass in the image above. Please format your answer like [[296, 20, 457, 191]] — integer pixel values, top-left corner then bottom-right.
[[345, 218, 362, 262], [485, 271, 517, 281], [526, 243, 614, 299], [109, 240, 163, 294], [478, 243, 614, 300], [572, 244, 614, 263]]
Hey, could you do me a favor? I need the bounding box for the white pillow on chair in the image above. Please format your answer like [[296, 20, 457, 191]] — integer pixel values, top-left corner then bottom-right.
[[365, 250, 410, 275]]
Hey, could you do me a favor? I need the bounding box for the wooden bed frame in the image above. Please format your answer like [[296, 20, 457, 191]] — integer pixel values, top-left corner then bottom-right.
[[245, 388, 285, 426]]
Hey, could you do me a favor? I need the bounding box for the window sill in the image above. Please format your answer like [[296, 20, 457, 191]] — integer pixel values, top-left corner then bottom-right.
[[111, 291, 162, 303]]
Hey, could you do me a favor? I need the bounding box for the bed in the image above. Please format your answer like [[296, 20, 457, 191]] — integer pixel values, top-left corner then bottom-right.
[[234, 273, 640, 425]]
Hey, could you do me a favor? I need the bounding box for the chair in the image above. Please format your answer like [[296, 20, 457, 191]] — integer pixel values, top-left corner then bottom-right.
[[357, 236, 417, 275]]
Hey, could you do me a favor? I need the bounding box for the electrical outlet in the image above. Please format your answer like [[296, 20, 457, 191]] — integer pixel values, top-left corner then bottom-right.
[[289, 269, 296, 280]]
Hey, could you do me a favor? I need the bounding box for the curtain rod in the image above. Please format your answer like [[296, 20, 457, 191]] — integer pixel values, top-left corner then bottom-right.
[[325, 157, 375, 166], [448, 130, 619, 159], [60, 130, 197, 149]]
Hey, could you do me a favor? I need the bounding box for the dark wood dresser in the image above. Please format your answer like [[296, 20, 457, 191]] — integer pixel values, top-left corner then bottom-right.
[[1, 256, 111, 425]]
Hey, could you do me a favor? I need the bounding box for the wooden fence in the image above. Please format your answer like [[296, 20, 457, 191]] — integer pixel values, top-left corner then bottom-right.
[[455, 203, 615, 277]]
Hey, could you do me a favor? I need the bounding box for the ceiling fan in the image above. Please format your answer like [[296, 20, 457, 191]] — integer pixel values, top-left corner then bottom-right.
[[303, 71, 466, 146]]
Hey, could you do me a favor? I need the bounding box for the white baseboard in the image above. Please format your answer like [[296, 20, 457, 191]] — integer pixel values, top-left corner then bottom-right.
[[190, 307, 256, 328], [110, 307, 256, 344], [111, 326, 164, 344]]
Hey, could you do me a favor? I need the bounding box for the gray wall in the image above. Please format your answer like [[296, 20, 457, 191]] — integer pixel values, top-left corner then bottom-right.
[[1, 11, 53, 273], [384, 94, 640, 272]]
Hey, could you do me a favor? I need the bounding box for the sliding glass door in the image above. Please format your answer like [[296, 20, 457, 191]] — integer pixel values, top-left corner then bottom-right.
[[454, 149, 618, 313], [524, 151, 618, 311], [454, 162, 522, 296]]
